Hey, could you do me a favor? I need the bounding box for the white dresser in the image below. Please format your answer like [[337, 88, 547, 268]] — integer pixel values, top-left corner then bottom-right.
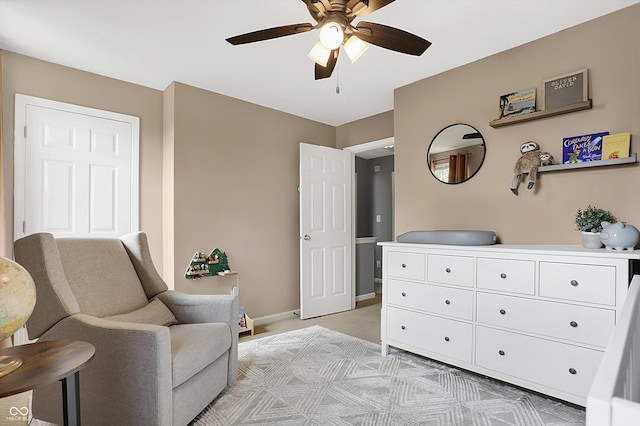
[[380, 242, 640, 406]]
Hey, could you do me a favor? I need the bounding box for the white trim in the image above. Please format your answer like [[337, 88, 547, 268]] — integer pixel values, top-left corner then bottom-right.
[[343, 137, 394, 154], [356, 237, 377, 244], [353, 165, 358, 310], [252, 310, 299, 326], [254, 291, 378, 326], [356, 292, 376, 302], [13, 94, 140, 239]]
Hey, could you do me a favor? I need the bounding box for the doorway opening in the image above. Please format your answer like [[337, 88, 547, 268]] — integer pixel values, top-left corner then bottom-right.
[[344, 138, 394, 300]]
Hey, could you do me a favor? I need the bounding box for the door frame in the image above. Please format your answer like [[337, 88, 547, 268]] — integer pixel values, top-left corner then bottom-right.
[[343, 136, 395, 236], [13, 94, 140, 239], [343, 136, 396, 302], [343, 137, 394, 158]]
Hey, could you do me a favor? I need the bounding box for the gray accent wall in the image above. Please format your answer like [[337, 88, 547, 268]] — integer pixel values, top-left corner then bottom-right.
[[355, 155, 394, 280]]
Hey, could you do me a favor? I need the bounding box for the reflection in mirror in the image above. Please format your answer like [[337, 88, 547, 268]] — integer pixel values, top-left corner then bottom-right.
[[427, 123, 486, 184]]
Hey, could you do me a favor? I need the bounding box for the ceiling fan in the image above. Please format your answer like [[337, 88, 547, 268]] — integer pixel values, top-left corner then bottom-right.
[[225, 0, 431, 80]]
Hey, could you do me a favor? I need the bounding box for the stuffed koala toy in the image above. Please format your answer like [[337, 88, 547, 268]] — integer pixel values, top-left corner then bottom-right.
[[510, 141, 555, 195]]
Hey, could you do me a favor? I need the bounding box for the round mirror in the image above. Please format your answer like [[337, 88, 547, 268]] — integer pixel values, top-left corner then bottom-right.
[[427, 123, 486, 184]]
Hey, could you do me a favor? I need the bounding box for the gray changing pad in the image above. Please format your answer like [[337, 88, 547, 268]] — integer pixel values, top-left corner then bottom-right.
[[396, 230, 497, 246]]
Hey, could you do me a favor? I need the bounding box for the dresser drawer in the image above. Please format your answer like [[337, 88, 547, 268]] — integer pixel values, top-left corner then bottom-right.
[[387, 307, 472, 363], [387, 279, 473, 320], [539, 262, 616, 306], [386, 251, 426, 281], [476, 292, 615, 347], [477, 258, 535, 295], [476, 326, 603, 398], [427, 255, 473, 287]]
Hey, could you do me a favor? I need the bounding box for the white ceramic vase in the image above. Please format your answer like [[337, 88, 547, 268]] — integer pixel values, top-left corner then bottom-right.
[[581, 231, 603, 249]]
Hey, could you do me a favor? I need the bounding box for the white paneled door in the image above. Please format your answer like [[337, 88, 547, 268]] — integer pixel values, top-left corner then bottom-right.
[[299, 143, 354, 319], [14, 94, 139, 239]]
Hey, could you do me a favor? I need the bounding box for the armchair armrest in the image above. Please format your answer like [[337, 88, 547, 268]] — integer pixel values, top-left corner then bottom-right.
[[157, 290, 239, 383], [36, 314, 173, 426], [157, 290, 238, 326]]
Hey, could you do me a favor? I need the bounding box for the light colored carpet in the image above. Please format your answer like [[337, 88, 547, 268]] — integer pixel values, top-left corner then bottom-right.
[[191, 325, 585, 425], [240, 295, 382, 345]]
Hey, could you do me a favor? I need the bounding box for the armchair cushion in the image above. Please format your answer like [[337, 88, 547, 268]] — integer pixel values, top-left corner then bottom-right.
[[170, 323, 232, 388], [104, 299, 178, 327], [56, 237, 149, 317]]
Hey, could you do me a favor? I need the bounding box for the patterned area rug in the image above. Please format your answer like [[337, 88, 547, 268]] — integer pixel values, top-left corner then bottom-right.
[[191, 325, 585, 425]]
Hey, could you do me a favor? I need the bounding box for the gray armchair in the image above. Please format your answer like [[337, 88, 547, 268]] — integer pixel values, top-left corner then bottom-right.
[[14, 232, 238, 426]]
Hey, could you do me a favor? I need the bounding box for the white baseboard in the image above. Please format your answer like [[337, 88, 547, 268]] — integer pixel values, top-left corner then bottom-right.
[[356, 292, 376, 302], [252, 309, 299, 326], [251, 292, 377, 326]]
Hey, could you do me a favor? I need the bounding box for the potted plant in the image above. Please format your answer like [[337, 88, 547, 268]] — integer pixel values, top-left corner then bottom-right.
[[575, 205, 616, 248]]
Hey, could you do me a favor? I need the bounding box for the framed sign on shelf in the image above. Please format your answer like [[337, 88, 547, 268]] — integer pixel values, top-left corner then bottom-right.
[[542, 68, 588, 110]]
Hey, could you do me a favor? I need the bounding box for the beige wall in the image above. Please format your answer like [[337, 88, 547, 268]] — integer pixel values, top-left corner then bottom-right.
[[394, 5, 640, 244], [1, 52, 165, 262], [162, 83, 176, 286], [336, 110, 393, 148], [167, 82, 335, 317]]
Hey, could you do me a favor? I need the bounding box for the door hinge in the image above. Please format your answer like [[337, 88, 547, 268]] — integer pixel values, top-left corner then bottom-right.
[[22, 221, 26, 233], [24, 126, 27, 139]]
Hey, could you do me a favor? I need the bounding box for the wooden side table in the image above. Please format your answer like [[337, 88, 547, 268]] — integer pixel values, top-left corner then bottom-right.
[[0, 340, 95, 426]]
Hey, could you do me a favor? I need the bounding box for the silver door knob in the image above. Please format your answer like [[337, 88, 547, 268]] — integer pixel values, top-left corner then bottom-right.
[[302, 234, 311, 241]]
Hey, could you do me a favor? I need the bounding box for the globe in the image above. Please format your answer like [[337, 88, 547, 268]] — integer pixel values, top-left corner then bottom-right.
[[0, 257, 36, 342]]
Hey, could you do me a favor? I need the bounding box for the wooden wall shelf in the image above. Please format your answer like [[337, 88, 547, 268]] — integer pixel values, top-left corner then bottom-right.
[[489, 100, 592, 128], [523, 153, 637, 174]]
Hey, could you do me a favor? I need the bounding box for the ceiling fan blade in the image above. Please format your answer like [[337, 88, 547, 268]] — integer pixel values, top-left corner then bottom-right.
[[315, 49, 339, 80], [348, 0, 396, 17], [226, 23, 313, 45], [301, 0, 325, 22], [355, 21, 431, 56]]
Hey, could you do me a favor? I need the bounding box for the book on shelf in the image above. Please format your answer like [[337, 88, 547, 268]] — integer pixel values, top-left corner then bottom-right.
[[562, 131, 608, 164], [499, 87, 536, 119], [602, 132, 631, 160]]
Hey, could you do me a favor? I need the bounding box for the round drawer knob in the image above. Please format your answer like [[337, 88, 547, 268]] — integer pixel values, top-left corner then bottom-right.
[[500, 273, 507, 279], [445, 268, 451, 273], [445, 299, 451, 305], [499, 309, 506, 315], [498, 350, 505, 356], [570, 280, 579, 287], [401, 292, 407, 297], [569, 368, 577, 375], [444, 336, 450, 342], [570, 321, 578, 328], [401, 325, 406, 330], [401, 263, 407, 268]]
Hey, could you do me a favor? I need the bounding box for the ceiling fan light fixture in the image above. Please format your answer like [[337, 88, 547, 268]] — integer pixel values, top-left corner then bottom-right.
[[344, 35, 368, 63], [307, 41, 331, 67], [318, 22, 344, 50]]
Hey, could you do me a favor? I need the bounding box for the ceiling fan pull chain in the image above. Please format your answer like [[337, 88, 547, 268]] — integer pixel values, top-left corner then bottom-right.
[[336, 63, 341, 94]]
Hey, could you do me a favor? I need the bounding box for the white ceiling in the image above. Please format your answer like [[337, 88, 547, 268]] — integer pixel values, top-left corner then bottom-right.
[[0, 0, 637, 127]]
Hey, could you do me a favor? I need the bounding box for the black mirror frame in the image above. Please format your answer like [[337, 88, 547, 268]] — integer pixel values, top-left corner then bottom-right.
[[427, 123, 486, 184]]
